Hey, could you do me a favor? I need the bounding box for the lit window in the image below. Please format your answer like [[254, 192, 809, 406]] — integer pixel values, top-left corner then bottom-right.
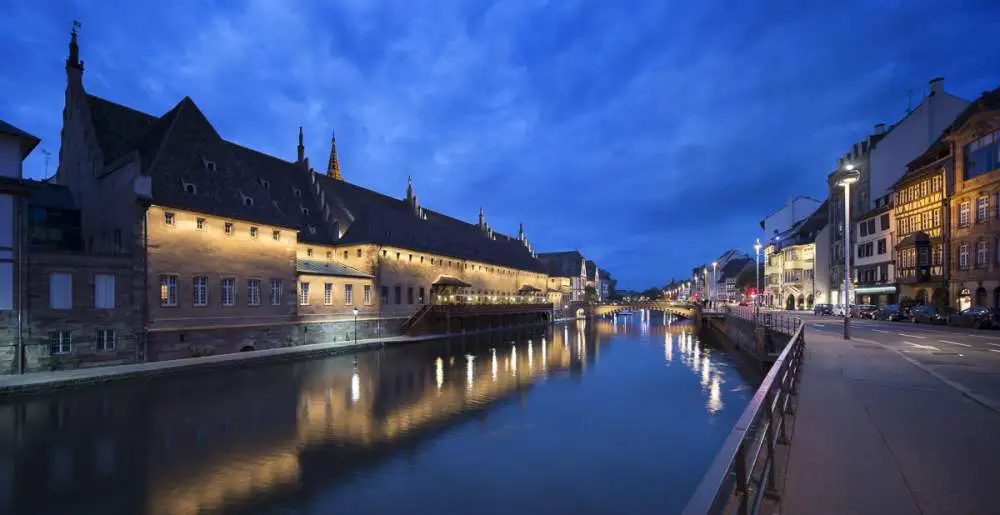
[[250, 226, 258, 238], [160, 274, 177, 306], [225, 222, 234, 235], [959, 202, 970, 227], [324, 283, 333, 305], [273, 230, 281, 241], [221, 278, 235, 306], [193, 276, 208, 306], [307, 248, 313, 257], [270, 279, 282, 305], [299, 282, 310, 305], [49, 331, 72, 355], [345, 284, 353, 305], [164, 212, 175, 225], [248, 279, 261, 306], [97, 329, 116, 351], [196, 218, 206, 230]]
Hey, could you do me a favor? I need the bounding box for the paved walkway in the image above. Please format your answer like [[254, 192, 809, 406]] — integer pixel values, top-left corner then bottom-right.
[[780, 330, 1000, 515], [0, 332, 445, 395]]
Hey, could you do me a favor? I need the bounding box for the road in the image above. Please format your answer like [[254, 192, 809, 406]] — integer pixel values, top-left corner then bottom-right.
[[796, 313, 1000, 410]]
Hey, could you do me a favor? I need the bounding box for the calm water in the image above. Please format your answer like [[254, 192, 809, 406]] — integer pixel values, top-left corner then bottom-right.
[[0, 314, 754, 515]]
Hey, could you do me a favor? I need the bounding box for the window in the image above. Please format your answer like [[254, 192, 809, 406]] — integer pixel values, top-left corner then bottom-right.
[[959, 244, 969, 269], [250, 226, 258, 238], [976, 196, 989, 224], [932, 244, 943, 266], [248, 279, 261, 306], [345, 284, 353, 305], [357, 249, 362, 258], [307, 248, 313, 257], [95, 274, 115, 309], [917, 246, 929, 266], [273, 230, 281, 241], [193, 276, 208, 306], [420, 256, 424, 263], [396, 252, 400, 260], [222, 278, 236, 306], [160, 274, 177, 306], [409, 254, 413, 262], [97, 329, 115, 351], [224, 222, 234, 235], [299, 282, 310, 305], [877, 239, 887, 255], [920, 181, 928, 197], [407, 286, 414, 304], [963, 128, 999, 180], [293, 187, 301, 197], [880, 214, 889, 231], [394, 286, 401, 305], [959, 202, 970, 227], [380, 286, 389, 305], [418, 287, 425, 304], [326, 251, 332, 260], [196, 218, 206, 230], [164, 212, 175, 225], [932, 208, 941, 228], [932, 176, 941, 192], [270, 279, 282, 305], [976, 240, 988, 267], [113, 229, 122, 251], [324, 283, 333, 305], [49, 331, 71, 355], [859, 222, 868, 237], [49, 272, 73, 309], [382, 250, 387, 258], [364, 285, 372, 305], [343, 251, 348, 260]]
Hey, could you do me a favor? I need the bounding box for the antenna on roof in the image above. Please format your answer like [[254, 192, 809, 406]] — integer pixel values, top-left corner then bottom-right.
[[41, 149, 51, 178]]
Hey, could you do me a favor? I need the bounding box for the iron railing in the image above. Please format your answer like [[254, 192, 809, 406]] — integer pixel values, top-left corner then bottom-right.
[[680, 316, 805, 515], [725, 306, 800, 336]]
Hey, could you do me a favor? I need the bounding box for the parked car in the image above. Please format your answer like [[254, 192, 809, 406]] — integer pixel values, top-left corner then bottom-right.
[[832, 304, 855, 317], [852, 304, 879, 319], [874, 304, 906, 321], [947, 307, 1000, 329], [910, 306, 955, 325], [813, 303, 833, 315]]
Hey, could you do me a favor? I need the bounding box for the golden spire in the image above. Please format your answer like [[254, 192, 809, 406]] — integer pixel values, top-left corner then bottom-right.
[[327, 129, 342, 180]]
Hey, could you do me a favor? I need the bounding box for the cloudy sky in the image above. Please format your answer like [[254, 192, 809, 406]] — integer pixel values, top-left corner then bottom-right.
[[2, 0, 999, 289]]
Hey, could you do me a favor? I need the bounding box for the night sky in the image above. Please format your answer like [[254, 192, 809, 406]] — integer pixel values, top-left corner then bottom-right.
[[2, 0, 999, 289]]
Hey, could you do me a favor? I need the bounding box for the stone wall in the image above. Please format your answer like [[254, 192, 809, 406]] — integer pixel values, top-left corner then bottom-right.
[[14, 250, 139, 373]]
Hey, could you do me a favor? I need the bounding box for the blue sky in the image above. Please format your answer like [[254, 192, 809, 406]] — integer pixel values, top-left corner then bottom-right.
[[2, 0, 999, 289]]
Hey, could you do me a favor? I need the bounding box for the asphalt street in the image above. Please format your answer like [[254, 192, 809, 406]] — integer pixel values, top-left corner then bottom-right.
[[798, 313, 1000, 410]]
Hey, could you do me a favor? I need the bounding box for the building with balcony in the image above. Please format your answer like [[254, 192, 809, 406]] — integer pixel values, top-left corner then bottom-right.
[[763, 201, 828, 310], [852, 205, 896, 306], [947, 88, 1000, 310]]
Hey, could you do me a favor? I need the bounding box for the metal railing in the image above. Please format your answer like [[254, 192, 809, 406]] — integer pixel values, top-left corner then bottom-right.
[[725, 306, 800, 336], [681, 316, 806, 515]]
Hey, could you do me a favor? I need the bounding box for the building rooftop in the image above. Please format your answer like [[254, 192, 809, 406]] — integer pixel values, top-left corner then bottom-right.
[[0, 119, 40, 158]]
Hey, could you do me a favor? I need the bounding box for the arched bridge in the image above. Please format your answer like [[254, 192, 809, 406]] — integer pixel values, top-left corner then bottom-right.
[[593, 302, 699, 320]]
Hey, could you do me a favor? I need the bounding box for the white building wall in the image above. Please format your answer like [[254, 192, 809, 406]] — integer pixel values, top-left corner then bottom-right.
[[854, 212, 895, 281], [0, 134, 22, 179], [869, 81, 968, 205], [0, 133, 22, 311], [813, 224, 831, 305], [761, 197, 822, 240]]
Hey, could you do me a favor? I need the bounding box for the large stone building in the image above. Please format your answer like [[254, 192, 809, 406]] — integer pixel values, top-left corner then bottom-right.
[[42, 29, 559, 365], [947, 88, 1000, 310], [763, 202, 827, 310]]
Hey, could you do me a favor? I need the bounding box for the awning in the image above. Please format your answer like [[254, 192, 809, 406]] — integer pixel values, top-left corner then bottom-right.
[[854, 285, 897, 295], [432, 276, 472, 288], [518, 284, 541, 293]]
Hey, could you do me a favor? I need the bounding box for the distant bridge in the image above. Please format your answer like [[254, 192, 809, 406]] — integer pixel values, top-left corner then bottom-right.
[[593, 302, 699, 320]]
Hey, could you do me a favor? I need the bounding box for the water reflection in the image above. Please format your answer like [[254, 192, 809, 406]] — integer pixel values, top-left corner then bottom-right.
[[0, 315, 753, 515]]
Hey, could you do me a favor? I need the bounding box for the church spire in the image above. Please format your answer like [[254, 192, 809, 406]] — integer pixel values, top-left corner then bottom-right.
[[478, 207, 485, 229], [67, 21, 83, 71], [518, 222, 524, 241], [327, 130, 342, 180], [406, 175, 414, 202], [296, 126, 304, 163]]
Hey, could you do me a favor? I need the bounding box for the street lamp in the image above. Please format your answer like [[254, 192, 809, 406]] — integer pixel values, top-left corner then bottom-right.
[[712, 261, 718, 304], [753, 238, 762, 313], [836, 164, 862, 340], [353, 307, 360, 345]]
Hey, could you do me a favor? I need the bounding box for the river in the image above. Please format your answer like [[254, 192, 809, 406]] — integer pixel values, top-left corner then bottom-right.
[[0, 313, 754, 515]]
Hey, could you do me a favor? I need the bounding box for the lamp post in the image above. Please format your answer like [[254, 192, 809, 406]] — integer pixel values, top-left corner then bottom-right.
[[353, 307, 360, 345], [712, 261, 718, 305], [754, 238, 762, 314], [836, 165, 862, 340]]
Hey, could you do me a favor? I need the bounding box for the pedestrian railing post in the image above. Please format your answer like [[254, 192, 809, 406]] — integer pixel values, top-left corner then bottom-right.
[[734, 444, 750, 515]]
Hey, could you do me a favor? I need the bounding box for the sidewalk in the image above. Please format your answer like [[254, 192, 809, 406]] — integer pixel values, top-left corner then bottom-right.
[[779, 330, 1000, 515], [0, 332, 444, 395]]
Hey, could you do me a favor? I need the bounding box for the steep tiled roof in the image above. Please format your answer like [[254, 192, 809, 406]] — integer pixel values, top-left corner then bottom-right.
[[84, 93, 547, 272], [313, 173, 548, 273], [719, 257, 752, 281], [538, 251, 585, 278], [585, 259, 597, 278], [296, 259, 371, 278]]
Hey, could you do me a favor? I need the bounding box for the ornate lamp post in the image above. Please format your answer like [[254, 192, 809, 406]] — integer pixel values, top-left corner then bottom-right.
[[836, 164, 862, 340], [353, 307, 360, 345]]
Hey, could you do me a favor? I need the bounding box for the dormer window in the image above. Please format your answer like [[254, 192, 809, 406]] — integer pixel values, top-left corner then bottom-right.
[[164, 212, 175, 226], [182, 181, 197, 194], [326, 251, 332, 259], [202, 158, 217, 172], [273, 230, 281, 241], [224, 222, 234, 235], [244, 197, 254, 207], [301, 207, 310, 215], [308, 225, 317, 235], [307, 248, 313, 257], [293, 187, 302, 198], [250, 226, 258, 238], [260, 179, 270, 189]]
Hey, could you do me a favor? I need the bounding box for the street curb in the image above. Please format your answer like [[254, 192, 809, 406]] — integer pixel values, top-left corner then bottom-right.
[[853, 336, 1000, 415]]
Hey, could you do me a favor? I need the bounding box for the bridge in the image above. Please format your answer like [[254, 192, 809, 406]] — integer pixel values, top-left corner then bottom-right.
[[593, 301, 699, 320]]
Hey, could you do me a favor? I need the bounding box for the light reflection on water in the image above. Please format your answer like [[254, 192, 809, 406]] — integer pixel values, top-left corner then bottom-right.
[[0, 315, 754, 515]]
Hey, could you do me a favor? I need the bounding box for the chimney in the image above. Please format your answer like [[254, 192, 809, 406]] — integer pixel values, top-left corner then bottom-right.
[[929, 77, 944, 96], [874, 123, 886, 135]]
